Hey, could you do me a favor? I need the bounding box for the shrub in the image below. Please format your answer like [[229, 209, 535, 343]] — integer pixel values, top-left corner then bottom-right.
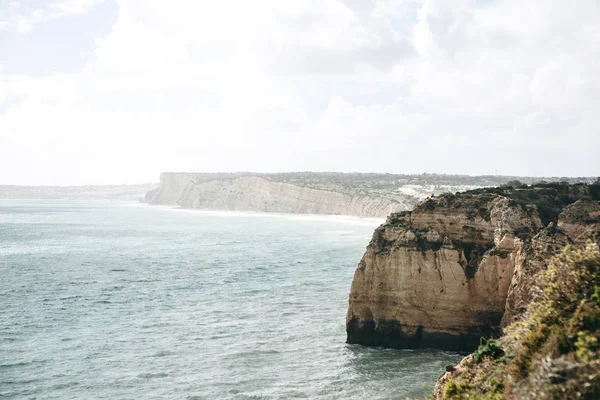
[[473, 338, 505, 363], [439, 243, 600, 399]]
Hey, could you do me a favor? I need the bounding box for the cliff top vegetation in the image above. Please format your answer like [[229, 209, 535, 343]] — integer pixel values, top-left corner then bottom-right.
[[436, 242, 600, 399]]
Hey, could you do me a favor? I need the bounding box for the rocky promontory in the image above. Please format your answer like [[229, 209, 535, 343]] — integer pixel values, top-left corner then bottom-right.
[[147, 172, 409, 218], [346, 181, 600, 351]]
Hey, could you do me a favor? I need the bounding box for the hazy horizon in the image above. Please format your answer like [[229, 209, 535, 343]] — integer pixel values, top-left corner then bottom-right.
[[1, 1, 599, 185]]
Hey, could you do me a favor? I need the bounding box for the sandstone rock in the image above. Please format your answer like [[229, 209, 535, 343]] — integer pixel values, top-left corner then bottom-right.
[[347, 183, 600, 350], [501, 197, 600, 326]]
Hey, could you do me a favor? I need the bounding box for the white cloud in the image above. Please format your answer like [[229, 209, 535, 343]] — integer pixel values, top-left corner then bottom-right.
[[0, 0, 105, 33], [0, 0, 599, 184]]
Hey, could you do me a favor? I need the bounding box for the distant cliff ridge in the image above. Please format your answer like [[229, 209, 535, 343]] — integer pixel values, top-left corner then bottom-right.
[[144, 172, 592, 218], [147, 173, 408, 217], [346, 182, 600, 351]]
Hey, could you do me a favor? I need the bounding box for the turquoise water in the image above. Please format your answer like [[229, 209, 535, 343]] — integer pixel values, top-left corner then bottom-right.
[[0, 200, 461, 399]]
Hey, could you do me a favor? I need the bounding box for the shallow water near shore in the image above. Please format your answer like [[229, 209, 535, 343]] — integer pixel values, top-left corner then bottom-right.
[[0, 200, 462, 399]]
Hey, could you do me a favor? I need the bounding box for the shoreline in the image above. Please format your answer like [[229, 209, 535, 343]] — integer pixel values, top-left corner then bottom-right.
[[0, 198, 385, 225], [139, 203, 385, 225]]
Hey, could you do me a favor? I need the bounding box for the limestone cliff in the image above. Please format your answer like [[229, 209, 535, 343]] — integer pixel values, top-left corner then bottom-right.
[[346, 182, 600, 351], [148, 172, 411, 218]]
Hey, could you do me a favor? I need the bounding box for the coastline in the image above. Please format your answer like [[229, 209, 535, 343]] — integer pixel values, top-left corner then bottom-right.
[[138, 203, 385, 226]]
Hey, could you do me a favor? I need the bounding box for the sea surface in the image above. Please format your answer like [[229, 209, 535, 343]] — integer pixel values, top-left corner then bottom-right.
[[0, 200, 462, 399]]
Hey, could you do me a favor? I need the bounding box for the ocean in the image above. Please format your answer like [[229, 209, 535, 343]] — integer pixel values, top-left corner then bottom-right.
[[0, 200, 462, 399]]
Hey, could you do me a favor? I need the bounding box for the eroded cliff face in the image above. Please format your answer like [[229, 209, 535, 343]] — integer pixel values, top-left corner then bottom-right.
[[502, 196, 600, 326], [149, 173, 409, 218], [433, 242, 600, 400], [346, 183, 600, 351]]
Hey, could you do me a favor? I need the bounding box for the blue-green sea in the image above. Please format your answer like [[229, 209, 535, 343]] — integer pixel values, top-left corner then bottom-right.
[[0, 200, 461, 399]]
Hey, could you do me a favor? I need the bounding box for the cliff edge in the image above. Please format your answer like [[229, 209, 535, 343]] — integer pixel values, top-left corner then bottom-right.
[[346, 182, 600, 351], [145, 172, 592, 218]]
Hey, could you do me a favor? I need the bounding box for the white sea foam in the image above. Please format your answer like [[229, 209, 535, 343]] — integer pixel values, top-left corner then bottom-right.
[[138, 203, 384, 226]]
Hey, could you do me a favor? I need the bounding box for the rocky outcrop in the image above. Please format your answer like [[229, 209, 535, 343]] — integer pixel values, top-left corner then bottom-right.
[[501, 196, 600, 326], [346, 182, 600, 351], [148, 172, 410, 218]]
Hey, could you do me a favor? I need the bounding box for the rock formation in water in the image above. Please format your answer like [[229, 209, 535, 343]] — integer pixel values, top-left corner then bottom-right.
[[346, 181, 600, 351]]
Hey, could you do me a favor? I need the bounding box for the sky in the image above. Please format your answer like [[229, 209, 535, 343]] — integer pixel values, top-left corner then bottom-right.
[[0, 0, 599, 185]]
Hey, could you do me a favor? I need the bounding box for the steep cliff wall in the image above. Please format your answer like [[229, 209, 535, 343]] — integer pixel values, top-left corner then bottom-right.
[[149, 172, 410, 218], [346, 182, 600, 351]]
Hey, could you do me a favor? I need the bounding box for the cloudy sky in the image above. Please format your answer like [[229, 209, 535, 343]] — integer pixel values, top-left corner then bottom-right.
[[0, 0, 598, 185]]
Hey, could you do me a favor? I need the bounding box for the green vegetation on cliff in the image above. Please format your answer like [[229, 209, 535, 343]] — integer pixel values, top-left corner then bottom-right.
[[436, 243, 600, 399]]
